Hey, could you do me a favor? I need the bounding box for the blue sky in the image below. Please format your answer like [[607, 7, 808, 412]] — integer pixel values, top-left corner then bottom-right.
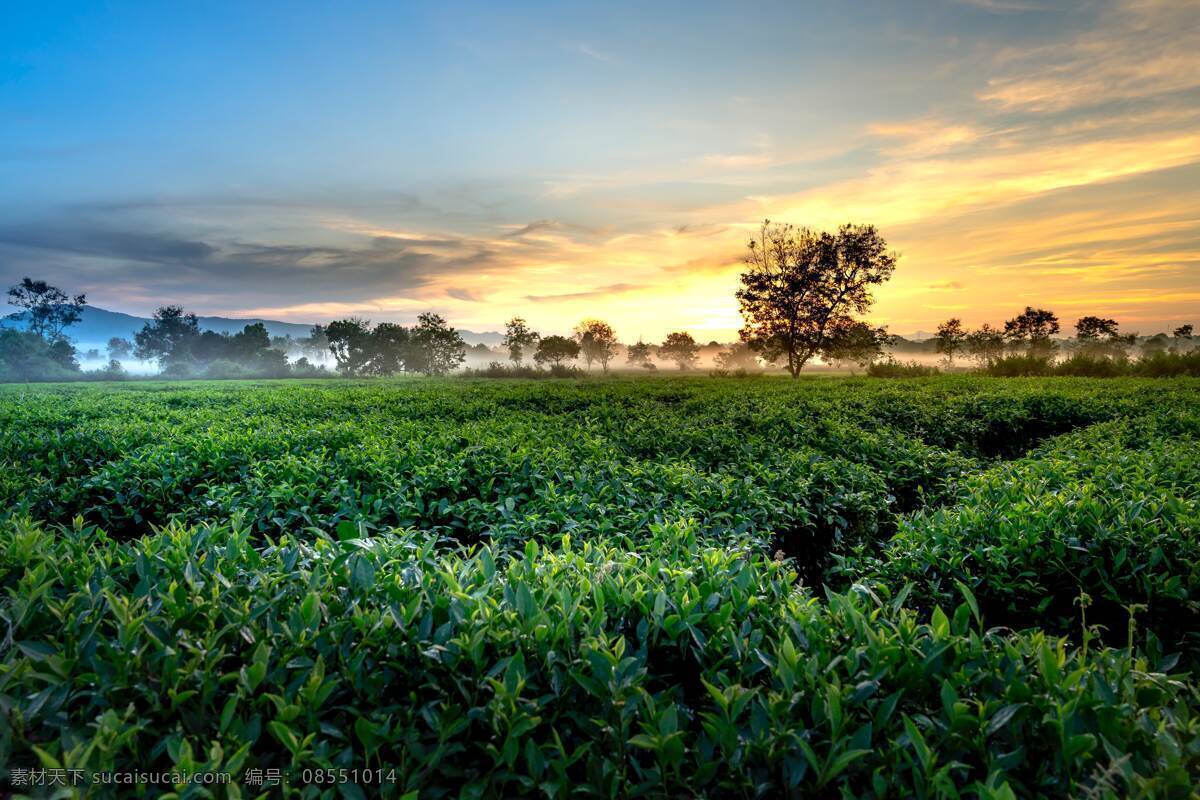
[[2, 0, 1197, 337]]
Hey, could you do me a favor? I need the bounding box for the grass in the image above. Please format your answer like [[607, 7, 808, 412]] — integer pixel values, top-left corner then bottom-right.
[[2, 376, 1199, 797]]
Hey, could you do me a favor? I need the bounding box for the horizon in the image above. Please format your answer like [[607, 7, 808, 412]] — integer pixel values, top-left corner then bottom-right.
[[2, 1, 1198, 339]]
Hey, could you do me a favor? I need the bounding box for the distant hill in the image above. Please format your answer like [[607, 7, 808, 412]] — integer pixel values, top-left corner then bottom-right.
[[1, 305, 504, 349]]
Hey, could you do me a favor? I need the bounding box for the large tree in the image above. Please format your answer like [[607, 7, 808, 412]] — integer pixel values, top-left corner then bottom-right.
[[1004, 307, 1059, 356], [368, 323, 411, 375], [534, 335, 580, 368], [325, 318, 374, 375], [6, 277, 86, 341], [658, 331, 700, 370], [1074, 316, 1134, 359], [134, 305, 200, 365], [410, 312, 465, 375], [736, 221, 897, 377], [934, 318, 967, 365], [502, 317, 540, 366], [574, 319, 617, 371]]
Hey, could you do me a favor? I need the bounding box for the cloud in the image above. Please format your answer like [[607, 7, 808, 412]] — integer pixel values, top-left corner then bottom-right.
[[867, 119, 983, 158], [978, 0, 1200, 112], [563, 41, 614, 63], [446, 287, 486, 302], [0, 218, 505, 314], [949, 0, 1057, 12], [524, 282, 643, 303]]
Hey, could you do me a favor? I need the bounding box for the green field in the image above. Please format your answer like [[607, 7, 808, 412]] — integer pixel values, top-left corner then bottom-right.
[[2, 376, 1199, 797]]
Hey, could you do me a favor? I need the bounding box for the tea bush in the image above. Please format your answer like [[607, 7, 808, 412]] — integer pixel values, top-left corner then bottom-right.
[[841, 415, 1200, 654], [3, 517, 1198, 798], [1, 376, 1199, 796]]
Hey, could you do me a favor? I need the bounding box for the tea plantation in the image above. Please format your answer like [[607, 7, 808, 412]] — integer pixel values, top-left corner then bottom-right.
[[1, 377, 1198, 798]]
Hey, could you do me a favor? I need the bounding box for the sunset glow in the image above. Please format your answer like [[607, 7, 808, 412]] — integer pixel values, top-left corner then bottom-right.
[[2, 0, 1197, 337]]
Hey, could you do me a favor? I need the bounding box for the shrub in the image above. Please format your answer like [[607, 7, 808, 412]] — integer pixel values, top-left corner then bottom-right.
[[461, 362, 584, 379], [842, 420, 1200, 655], [1055, 352, 1129, 377], [983, 354, 1054, 376], [2, 376, 1199, 795], [2, 517, 1197, 797], [866, 358, 939, 378], [1134, 350, 1200, 378]]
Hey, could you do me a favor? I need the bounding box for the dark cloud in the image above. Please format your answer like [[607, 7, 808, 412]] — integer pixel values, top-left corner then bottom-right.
[[673, 223, 729, 237], [0, 224, 217, 263], [0, 217, 502, 312]]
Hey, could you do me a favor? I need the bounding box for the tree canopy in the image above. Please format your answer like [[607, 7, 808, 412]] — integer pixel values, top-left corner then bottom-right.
[[502, 317, 540, 366], [736, 221, 896, 377], [659, 332, 700, 370], [6, 277, 86, 341]]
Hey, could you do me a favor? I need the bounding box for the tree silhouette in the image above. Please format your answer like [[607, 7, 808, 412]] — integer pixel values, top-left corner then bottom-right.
[[822, 321, 891, 370], [714, 342, 759, 372], [736, 221, 896, 377], [934, 318, 967, 365], [368, 322, 411, 375], [1004, 307, 1059, 356], [7, 277, 86, 341], [658, 332, 700, 370], [965, 324, 1006, 366], [325, 318, 373, 375], [503, 317, 540, 366], [1074, 316, 1134, 359], [574, 319, 617, 371], [134, 305, 200, 365], [534, 335, 580, 367], [410, 313, 466, 375]]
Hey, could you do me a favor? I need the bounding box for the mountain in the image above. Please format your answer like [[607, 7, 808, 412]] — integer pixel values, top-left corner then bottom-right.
[[1, 305, 504, 349]]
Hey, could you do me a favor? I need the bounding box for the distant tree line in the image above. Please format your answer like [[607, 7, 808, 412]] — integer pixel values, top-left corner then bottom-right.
[[2, 242, 1196, 381], [925, 308, 1197, 375]]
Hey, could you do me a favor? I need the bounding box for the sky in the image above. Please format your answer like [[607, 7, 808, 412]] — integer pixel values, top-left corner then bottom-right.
[[1, 0, 1197, 339]]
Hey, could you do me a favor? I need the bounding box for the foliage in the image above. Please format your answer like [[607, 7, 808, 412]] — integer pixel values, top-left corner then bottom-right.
[[1004, 307, 1060, 358], [983, 354, 1055, 377], [934, 318, 967, 364], [534, 335, 580, 368], [842, 413, 1200, 655], [736, 221, 897, 377], [625, 340, 654, 368], [866, 358, 939, 378], [6, 277, 86, 341], [326, 315, 465, 377], [1, 377, 1199, 795], [966, 324, 1007, 366], [105, 336, 132, 361], [0, 330, 80, 381], [502, 317, 540, 366], [1133, 350, 1200, 378], [574, 319, 618, 372], [658, 332, 700, 370], [822, 321, 892, 370], [461, 362, 584, 379]]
